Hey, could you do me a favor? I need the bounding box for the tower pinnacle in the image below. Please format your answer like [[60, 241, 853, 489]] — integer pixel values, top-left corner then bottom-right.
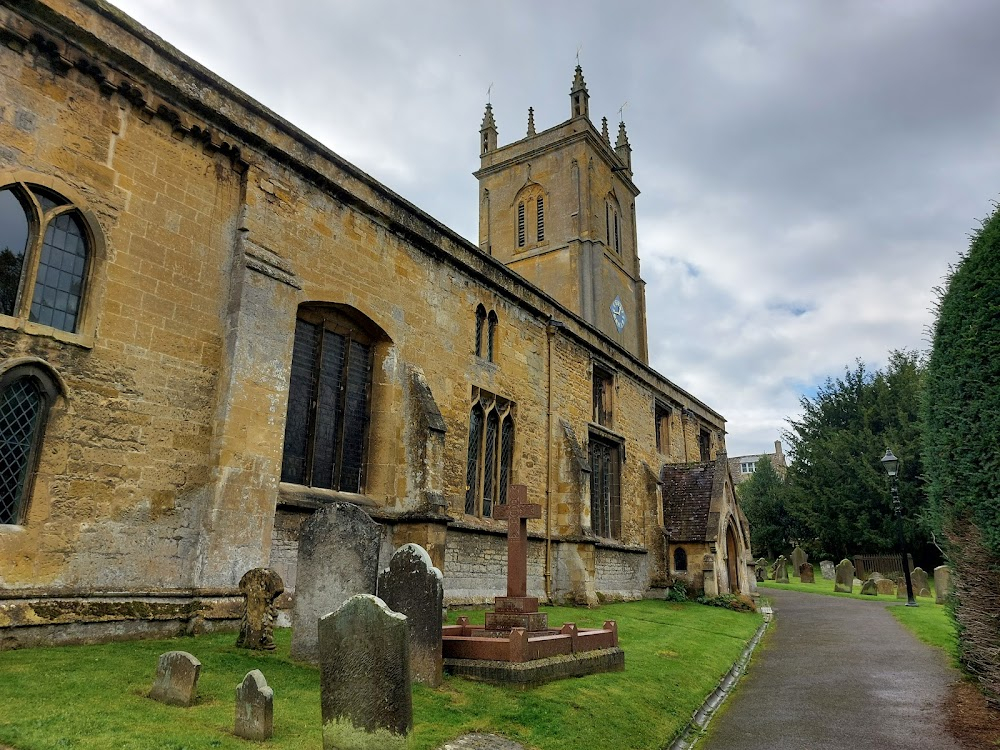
[[569, 65, 590, 120], [480, 103, 498, 155], [615, 120, 632, 173], [527, 107, 536, 137]]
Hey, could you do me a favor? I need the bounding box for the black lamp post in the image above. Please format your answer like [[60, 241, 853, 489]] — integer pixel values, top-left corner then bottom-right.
[[881, 449, 916, 607]]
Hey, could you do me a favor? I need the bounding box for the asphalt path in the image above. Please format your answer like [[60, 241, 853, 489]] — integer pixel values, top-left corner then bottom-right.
[[702, 588, 961, 750]]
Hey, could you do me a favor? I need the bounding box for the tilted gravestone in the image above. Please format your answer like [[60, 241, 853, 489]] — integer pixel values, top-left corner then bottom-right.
[[378, 543, 444, 687], [754, 558, 768, 582], [876, 578, 896, 596], [799, 563, 815, 583], [236, 568, 284, 651], [861, 578, 878, 596], [235, 669, 273, 741], [291, 503, 383, 664], [773, 555, 789, 584], [790, 547, 808, 575], [319, 594, 411, 750], [934, 565, 950, 605], [820, 560, 836, 580], [834, 559, 855, 593], [150, 651, 201, 707], [911, 567, 931, 597]]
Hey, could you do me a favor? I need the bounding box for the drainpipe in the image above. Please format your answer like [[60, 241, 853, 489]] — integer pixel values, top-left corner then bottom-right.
[[545, 318, 565, 602]]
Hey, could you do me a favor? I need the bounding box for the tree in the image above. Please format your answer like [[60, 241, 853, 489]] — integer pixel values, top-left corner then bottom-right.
[[924, 202, 1000, 706], [737, 457, 792, 559], [782, 351, 929, 562]]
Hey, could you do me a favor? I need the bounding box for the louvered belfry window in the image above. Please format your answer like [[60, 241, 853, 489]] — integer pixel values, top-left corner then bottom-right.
[[536, 196, 544, 242], [589, 434, 621, 539], [464, 388, 515, 517], [281, 310, 374, 494], [517, 202, 526, 247]]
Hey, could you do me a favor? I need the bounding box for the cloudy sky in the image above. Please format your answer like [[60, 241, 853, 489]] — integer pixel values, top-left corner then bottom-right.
[[109, 0, 1000, 457]]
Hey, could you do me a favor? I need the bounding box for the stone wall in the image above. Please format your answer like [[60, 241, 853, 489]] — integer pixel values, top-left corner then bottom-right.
[[594, 546, 650, 601]]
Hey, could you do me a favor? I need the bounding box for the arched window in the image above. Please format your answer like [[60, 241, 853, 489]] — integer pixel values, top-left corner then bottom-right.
[[487, 310, 498, 362], [465, 388, 515, 518], [674, 547, 688, 572], [0, 183, 91, 333], [606, 196, 622, 255], [280, 306, 381, 494], [536, 196, 544, 242], [514, 185, 546, 249], [474, 304, 487, 357], [0, 363, 61, 525]]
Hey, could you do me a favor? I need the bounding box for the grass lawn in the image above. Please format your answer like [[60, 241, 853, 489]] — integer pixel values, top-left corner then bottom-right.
[[0, 600, 762, 750]]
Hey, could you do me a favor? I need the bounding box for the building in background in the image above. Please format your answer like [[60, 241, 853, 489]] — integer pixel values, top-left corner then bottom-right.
[[728, 440, 788, 485]]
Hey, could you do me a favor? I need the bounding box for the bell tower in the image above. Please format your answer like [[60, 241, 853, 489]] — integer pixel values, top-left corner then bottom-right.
[[475, 66, 649, 363]]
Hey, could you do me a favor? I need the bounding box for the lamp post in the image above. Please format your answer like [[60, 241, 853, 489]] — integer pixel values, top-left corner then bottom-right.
[[881, 449, 916, 607]]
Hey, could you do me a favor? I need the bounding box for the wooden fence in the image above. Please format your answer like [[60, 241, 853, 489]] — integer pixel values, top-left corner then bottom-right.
[[853, 553, 914, 580]]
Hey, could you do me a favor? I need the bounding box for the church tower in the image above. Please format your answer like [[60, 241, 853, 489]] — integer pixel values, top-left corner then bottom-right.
[[475, 66, 649, 362]]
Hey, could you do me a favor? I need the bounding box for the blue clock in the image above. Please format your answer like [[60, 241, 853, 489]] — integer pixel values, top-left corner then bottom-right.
[[610, 296, 627, 333]]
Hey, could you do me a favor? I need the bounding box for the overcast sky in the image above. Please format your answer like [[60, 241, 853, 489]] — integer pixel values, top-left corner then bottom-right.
[[109, 0, 1000, 458]]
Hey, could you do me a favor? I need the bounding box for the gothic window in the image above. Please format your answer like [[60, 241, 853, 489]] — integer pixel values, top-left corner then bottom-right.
[[0, 183, 91, 333], [699, 428, 711, 462], [593, 365, 613, 427], [281, 308, 375, 494], [606, 197, 622, 254], [465, 389, 514, 518], [0, 364, 60, 525], [655, 402, 671, 455], [589, 433, 621, 539], [517, 202, 526, 248], [536, 196, 544, 242], [514, 186, 546, 249], [487, 310, 498, 362], [674, 547, 688, 572], [475, 304, 487, 357]]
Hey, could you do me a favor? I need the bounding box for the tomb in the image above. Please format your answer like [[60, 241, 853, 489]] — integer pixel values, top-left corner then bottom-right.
[[442, 485, 625, 687]]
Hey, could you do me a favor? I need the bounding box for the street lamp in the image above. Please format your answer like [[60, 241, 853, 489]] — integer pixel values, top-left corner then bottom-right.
[[881, 448, 916, 606]]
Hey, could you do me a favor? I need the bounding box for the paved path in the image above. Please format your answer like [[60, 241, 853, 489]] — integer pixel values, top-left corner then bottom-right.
[[702, 588, 961, 750]]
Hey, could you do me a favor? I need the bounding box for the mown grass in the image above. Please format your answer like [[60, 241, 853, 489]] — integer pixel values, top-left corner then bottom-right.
[[0, 600, 762, 750], [759, 568, 937, 602]]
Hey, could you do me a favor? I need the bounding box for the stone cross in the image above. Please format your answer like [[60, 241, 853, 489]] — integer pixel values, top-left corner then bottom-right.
[[493, 484, 541, 598]]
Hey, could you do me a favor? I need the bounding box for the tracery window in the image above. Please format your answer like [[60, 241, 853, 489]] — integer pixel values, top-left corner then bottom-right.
[[475, 305, 498, 363], [0, 183, 91, 333], [281, 307, 375, 494], [0, 364, 60, 525], [464, 388, 515, 518], [589, 433, 621, 539]]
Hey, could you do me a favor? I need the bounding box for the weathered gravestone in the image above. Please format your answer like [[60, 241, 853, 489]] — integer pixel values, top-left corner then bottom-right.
[[911, 567, 931, 597], [150, 651, 201, 707], [934, 565, 950, 604], [861, 578, 878, 596], [703, 554, 719, 597], [378, 543, 444, 687], [236, 568, 284, 650], [234, 669, 273, 741], [291, 503, 383, 664], [799, 563, 814, 583], [868, 571, 885, 582], [820, 560, 836, 580], [876, 578, 896, 596], [773, 555, 789, 584], [754, 558, 768, 582], [319, 594, 411, 750], [790, 547, 808, 575], [834, 559, 855, 593]]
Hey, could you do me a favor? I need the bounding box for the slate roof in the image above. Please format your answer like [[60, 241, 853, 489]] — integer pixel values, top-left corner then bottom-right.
[[661, 461, 716, 542]]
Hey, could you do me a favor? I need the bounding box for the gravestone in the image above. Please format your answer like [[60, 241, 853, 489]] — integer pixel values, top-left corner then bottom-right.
[[799, 563, 814, 583], [876, 578, 895, 596], [703, 554, 719, 597], [754, 558, 768, 582], [291, 502, 383, 664], [234, 669, 273, 741], [820, 560, 836, 580], [236, 568, 284, 650], [861, 578, 877, 596], [834, 559, 855, 593], [773, 555, 789, 584], [790, 547, 808, 575], [150, 651, 201, 707], [911, 567, 931, 597], [319, 594, 411, 750], [868, 571, 885, 582], [934, 565, 950, 604], [378, 543, 444, 687]]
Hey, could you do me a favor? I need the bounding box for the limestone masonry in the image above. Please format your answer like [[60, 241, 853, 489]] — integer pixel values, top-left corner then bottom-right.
[[0, 0, 753, 645]]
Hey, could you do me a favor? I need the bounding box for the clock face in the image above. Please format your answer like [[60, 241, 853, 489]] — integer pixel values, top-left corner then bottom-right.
[[610, 296, 627, 333]]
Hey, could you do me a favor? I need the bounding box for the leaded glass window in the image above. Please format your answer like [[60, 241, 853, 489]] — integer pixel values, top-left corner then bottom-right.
[[464, 388, 514, 518], [588, 433, 621, 539], [475, 304, 487, 357], [0, 183, 90, 333]]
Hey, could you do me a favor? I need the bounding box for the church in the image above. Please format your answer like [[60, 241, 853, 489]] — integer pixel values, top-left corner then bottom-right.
[[0, 0, 753, 646]]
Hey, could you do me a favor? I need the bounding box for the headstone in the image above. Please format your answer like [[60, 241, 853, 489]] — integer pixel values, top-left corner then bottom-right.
[[150, 651, 201, 707], [820, 560, 836, 580], [876, 579, 895, 596], [236, 568, 284, 650], [754, 558, 767, 582], [934, 565, 950, 605], [834, 559, 855, 593], [291, 502, 383, 664], [896, 578, 907, 599], [234, 669, 273, 741], [799, 563, 814, 583], [773, 555, 789, 584], [378, 543, 444, 687], [911, 567, 930, 597], [861, 578, 877, 596], [703, 554, 718, 597], [319, 594, 411, 750], [868, 571, 885, 582], [790, 546, 808, 575]]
